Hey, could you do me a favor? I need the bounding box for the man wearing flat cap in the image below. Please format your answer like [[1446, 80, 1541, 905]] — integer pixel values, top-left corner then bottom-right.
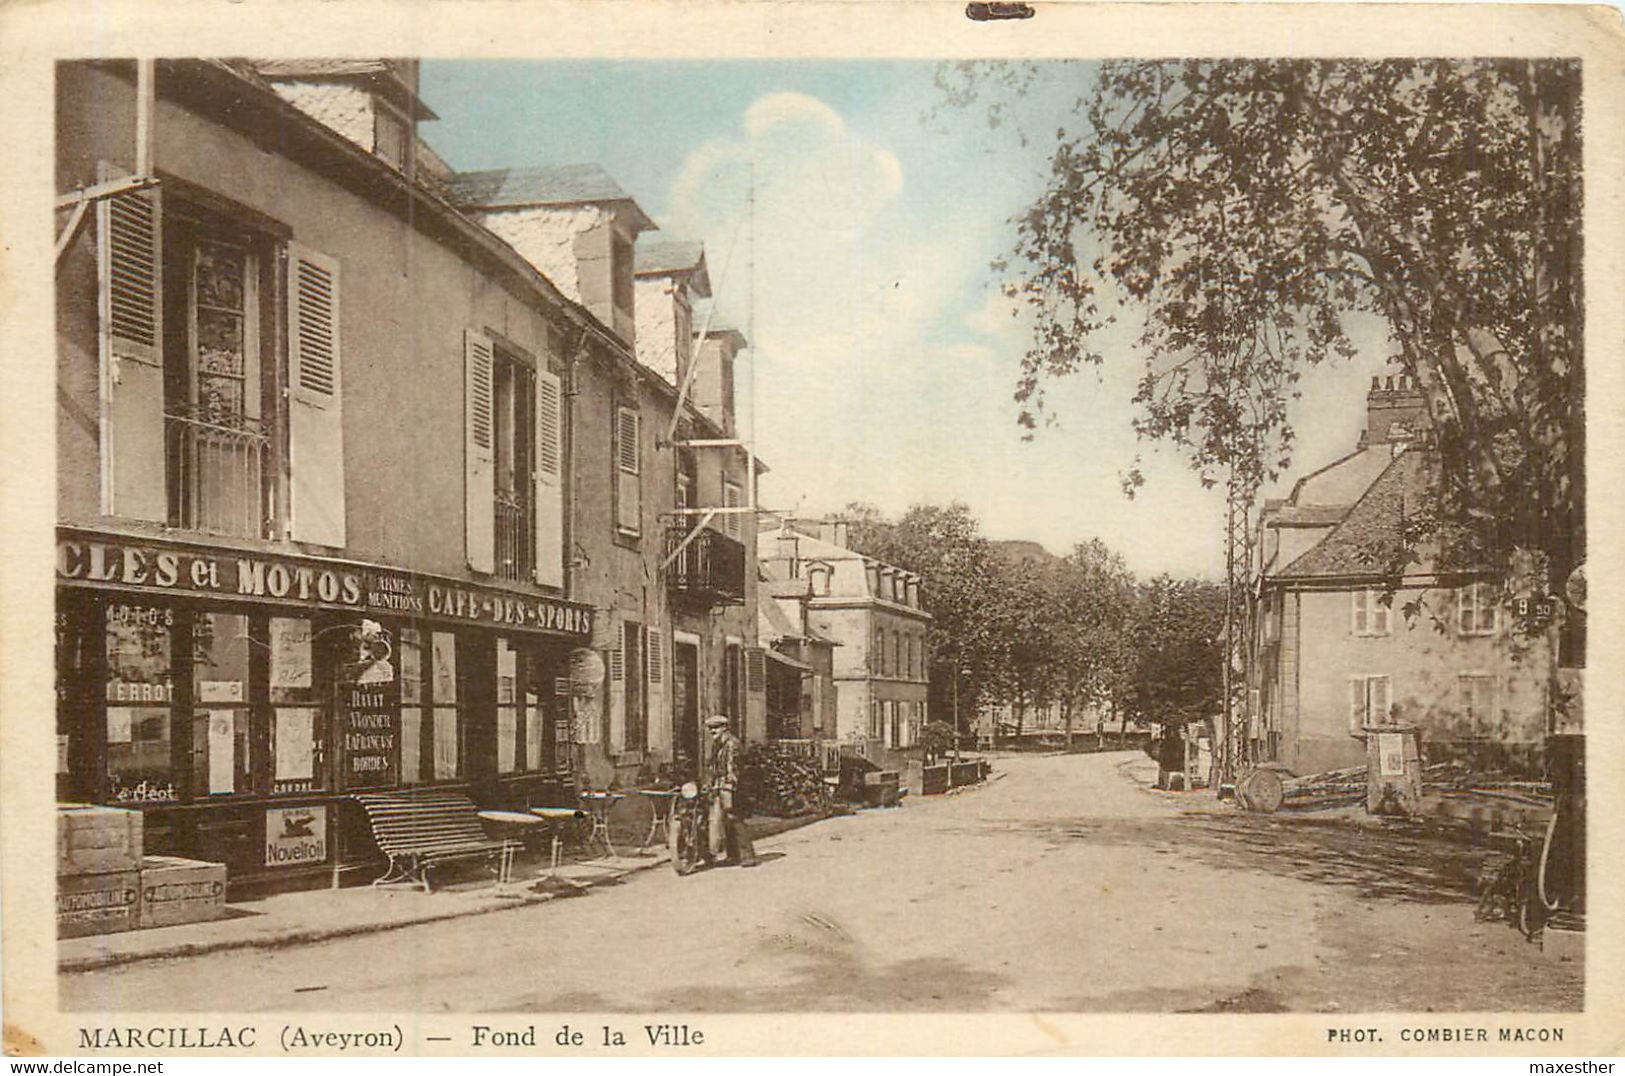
[[705, 714, 759, 867]]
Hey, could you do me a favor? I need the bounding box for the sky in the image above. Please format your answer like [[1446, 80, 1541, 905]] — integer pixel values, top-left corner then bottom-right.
[[421, 60, 1397, 581]]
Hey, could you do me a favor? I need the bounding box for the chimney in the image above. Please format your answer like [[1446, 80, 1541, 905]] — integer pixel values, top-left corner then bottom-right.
[[1360, 370, 1427, 448]]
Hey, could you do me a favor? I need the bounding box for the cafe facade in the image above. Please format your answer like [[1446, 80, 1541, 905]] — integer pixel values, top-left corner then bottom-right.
[[53, 58, 640, 895], [56, 529, 593, 892]]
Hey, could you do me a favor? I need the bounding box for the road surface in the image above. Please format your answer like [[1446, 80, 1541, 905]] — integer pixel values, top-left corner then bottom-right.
[[61, 751, 1581, 1012]]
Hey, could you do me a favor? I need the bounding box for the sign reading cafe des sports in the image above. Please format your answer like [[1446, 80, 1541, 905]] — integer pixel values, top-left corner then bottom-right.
[[56, 530, 594, 638]]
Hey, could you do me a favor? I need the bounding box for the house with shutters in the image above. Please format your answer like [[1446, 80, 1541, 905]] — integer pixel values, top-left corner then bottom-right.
[[52, 58, 739, 895], [446, 172, 768, 787], [758, 518, 930, 766], [1248, 374, 1554, 778]]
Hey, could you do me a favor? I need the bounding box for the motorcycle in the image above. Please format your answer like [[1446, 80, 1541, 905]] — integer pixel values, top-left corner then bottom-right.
[[667, 781, 724, 875]]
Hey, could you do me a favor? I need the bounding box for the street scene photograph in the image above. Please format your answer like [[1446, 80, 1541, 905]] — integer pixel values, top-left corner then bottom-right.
[[30, 40, 1591, 1036]]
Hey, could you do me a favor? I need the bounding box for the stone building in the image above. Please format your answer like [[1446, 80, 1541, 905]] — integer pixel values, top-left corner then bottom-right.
[[1250, 374, 1554, 777]]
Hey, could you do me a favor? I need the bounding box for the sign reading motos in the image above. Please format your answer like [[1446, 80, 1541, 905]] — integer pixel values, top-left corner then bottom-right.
[[57, 530, 593, 638]]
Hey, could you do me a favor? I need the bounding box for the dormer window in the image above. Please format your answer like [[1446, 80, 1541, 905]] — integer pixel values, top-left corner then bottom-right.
[[612, 233, 635, 317], [373, 100, 409, 170]]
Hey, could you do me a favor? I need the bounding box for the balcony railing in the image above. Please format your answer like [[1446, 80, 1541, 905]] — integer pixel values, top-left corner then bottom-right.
[[495, 487, 534, 583], [165, 409, 268, 538], [664, 524, 746, 606]]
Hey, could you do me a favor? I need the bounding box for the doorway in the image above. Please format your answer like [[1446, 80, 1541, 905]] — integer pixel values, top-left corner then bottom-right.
[[672, 638, 700, 779]]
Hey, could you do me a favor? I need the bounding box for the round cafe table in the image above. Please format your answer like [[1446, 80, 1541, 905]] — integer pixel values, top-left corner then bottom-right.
[[577, 791, 625, 860], [475, 810, 546, 891], [529, 806, 588, 878], [636, 789, 680, 853]]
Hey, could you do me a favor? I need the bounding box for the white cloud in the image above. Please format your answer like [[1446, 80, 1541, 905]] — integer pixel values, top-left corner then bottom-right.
[[743, 92, 846, 140], [964, 286, 1024, 337]]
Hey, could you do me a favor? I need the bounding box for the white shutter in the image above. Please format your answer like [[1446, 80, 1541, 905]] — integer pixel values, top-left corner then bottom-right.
[[608, 645, 626, 751], [646, 626, 669, 753], [288, 244, 346, 546], [614, 406, 641, 535], [464, 329, 495, 573], [1351, 590, 1367, 635], [97, 187, 167, 521], [534, 368, 564, 587], [1372, 593, 1390, 635]]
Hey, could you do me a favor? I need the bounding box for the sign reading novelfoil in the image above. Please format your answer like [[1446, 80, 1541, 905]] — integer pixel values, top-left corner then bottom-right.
[[265, 806, 327, 867]]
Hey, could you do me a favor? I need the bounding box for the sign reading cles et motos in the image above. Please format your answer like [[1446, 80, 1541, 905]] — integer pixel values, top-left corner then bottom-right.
[[56, 534, 593, 638]]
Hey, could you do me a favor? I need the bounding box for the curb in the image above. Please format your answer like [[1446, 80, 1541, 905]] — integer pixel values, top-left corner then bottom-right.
[[58, 854, 670, 975]]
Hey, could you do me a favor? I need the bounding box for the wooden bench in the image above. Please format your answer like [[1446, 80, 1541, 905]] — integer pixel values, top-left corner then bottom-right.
[[353, 790, 506, 892]]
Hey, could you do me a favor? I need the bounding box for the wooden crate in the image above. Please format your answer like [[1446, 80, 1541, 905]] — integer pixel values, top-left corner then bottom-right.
[[58, 804, 143, 877], [139, 856, 227, 929], [57, 870, 140, 938]]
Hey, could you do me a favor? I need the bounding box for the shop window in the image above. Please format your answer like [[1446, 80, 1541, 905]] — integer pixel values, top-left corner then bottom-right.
[[56, 601, 94, 802], [494, 637, 555, 776], [400, 627, 423, 785], [104, 602, 178, 803], [192, 612, 252, 796], [431, 631, 462, 781], [269, 616, 322, 794]]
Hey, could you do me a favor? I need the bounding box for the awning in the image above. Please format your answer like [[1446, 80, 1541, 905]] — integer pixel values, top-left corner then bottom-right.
[[763, 648, 812, 673]]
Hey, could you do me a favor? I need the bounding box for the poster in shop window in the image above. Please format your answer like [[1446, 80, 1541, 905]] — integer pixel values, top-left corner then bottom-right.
[[340, 680, 398, 790]]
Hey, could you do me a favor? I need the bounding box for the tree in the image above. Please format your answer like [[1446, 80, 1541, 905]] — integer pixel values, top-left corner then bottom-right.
[[1122, 576, 1227, 728], [1043, 540, 1137, 745], [844, 502, 1008, 727], [967, 59, 1582, 587]]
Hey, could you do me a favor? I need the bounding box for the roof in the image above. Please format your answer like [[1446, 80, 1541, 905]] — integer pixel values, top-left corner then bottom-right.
[[1275, 450, 1434, 580], [699, 325, 748, 349], [251, 59, 437, 120], [635, 240, 711, 297], [1268, 505, 1351, 527], [447, 164, 656, 231], [759, 598, 801, 641]]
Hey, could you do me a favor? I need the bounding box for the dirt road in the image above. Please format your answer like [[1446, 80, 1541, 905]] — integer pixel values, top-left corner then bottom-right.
[[61, 751, 1581, 1012]]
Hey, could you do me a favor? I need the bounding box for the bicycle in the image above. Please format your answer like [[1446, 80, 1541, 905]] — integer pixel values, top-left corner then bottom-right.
[[1475, 827, 1542, 940]]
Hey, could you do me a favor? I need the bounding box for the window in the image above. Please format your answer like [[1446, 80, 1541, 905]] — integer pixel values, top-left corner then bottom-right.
[[612, 233, 635, 315], [623, 622, 646, 753], [399, 628, 464, 784], [809, 564, 831, 595], [893, 631, 903, 679], [1457, 582, 1498, 636], [497, 637, 552, 775], [614, 405, 641, 537], [192, 612, 252, 797], [869, 700, 882, 739], [1351, 589, 1391, 636], [1347, 674, 1392, 735], [105, 603, 177, 803], [492, 350, 536, 583], [1459, 674, 1497, 738], [162, 212, 269, 540], [372, 100, 409, 169], [269, 615, 322, 794]]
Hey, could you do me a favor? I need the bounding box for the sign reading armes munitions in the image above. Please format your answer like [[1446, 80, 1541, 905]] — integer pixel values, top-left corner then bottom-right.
[[56, 530, 594, 637]]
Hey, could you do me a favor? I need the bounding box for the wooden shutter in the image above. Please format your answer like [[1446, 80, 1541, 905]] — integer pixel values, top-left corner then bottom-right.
[[288, 244, 346, 546], [1347, 678, 1365, 736], [723, 481, 743, 539], [608, 645, 626, 751], [464, 329, 495, 572], [614, 406, 641, 535], [1372, 593, 1390, 635], [646, 629, 663, 685], [747, 647, 766, 693], [646, 626, 668, 754], [534, 368, 564, 587], [97, 187, 166, 521], [1370, 676, 1390, 726], [1351, 590, 1368, 635]]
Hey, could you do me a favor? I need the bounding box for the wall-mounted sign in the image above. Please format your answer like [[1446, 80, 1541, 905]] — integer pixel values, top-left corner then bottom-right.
[[57, 530, 593, 639], [265, 805, 327, 867]]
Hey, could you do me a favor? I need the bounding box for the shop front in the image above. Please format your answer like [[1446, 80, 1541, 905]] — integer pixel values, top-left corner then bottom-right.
[[55, 527, 594, 896]]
